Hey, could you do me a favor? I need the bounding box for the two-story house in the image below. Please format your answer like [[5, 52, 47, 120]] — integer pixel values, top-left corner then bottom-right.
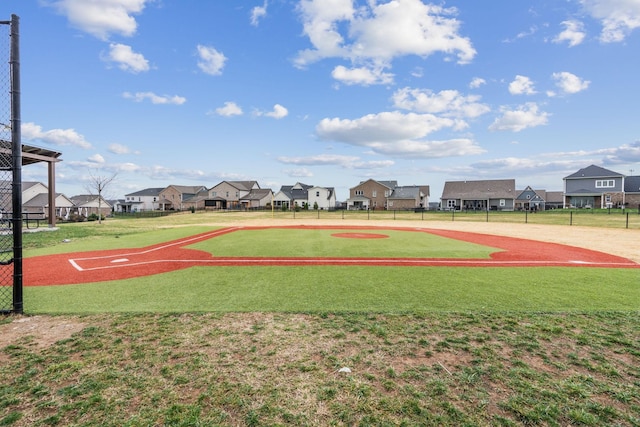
[[563, 165, 625, 208], [205, 181, 261, 210], [346, 179, 397, 210], [307, 185, 337, 210], [273, 182, 313, 210], [121, 187, 165, 212], [441, 179, 516, 211], [158, 185, 207, 211]]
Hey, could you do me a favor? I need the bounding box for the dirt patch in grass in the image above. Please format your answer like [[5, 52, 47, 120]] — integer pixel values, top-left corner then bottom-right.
[[0, 315, 86, 360]]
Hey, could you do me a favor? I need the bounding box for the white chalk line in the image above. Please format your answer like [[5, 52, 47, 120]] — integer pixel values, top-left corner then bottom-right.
[[68, 227, 239, 271], [68, 257, 638, 272]]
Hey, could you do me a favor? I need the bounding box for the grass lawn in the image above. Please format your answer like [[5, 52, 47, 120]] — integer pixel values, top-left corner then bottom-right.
[[1, 215, 638, 426]]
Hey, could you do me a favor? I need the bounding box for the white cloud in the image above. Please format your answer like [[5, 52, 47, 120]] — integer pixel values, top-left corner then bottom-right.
[[122, 92, 186, 105], [580, 0, 640, 42], [262, 104, 289, 119], [509, 75, 537, 95], [392, 88, 490, 119], [331, 65, 394, 86], [295, 0, 475, 85], [315, 111, 484, 158], [551, 71, 591, 94], [250, 1, 268, 26], [489, 103, 550, 132], [21, 122, 92, 149], [108, 143, 136, 154], [469, 77, 486, 89], [553, 20, 586, 47], [196, 45, 227, 75], [104, 43, 149, 73], [87, 153, 105, 164], [284, 168, 314, 178], [50, 0, 149, 40], [279, 154, 395, 170], [212, 102, 243, 117]]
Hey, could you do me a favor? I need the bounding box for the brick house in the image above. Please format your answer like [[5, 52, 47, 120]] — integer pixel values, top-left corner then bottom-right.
[[346, 179, 397, 210]]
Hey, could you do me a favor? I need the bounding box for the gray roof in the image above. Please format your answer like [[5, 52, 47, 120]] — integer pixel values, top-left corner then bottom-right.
[[240, 189, 272, 201], [125, 187, 164, 197], [441, 179, 516, 200], [220, 181, 259, 191], [624, 176, 640, 193], [388, 186, 421, 199], [564, 165, 623, 179], [545, 191, 564, 203]]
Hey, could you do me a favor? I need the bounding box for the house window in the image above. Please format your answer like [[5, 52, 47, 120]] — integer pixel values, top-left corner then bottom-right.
[[447, 200, 456, 209], [226, 192, 229, 197], [211, 192, 216, 197], [595, 180, 615, 188], [236, 192, 239, 197], [372, 190, 377, 197], [316, 191, 320, 197], [355, 190, 363, 196]]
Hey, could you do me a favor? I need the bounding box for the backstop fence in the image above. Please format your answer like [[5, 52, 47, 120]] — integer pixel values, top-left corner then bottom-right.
[[0, 15, 22, 314]]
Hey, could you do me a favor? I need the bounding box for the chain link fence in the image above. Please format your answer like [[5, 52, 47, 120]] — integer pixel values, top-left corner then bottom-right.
[[0, 17, 14, 312]]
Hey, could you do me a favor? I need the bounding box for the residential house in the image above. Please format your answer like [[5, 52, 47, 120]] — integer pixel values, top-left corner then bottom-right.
[[441, 179, 516, 211], [239, 188, 273, 209], [23, 192, 75, 220], [563, 165, 625, 208], [387, 185, 430, 210], [545, 191, 564, 210], [307, 185, 337, 210], [70, 194, 112, 218], [346, 179, 397, 210], [273, 182, 313, 210], [623, 175, 640, 209], [2, 181, 74, 220], [205, 181, 261, 210], [158, 185, 207, 211], [121, 187, 165, 212], [514, 186, 547, 211]]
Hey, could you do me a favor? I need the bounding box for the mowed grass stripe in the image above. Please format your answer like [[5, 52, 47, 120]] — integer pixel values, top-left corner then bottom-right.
[[186, 228, 499, 258], [25, 266, 640, 313]]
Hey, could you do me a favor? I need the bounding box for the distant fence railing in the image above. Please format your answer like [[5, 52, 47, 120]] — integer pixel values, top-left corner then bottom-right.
[[112, 210, 176, 219], [261, 208, 640, 229]]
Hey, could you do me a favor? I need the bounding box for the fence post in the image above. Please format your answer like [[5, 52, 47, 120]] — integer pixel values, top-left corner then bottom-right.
[[626, 212, 629, 229], [570, 211, 573, 226], [525, 210, 528, 224]]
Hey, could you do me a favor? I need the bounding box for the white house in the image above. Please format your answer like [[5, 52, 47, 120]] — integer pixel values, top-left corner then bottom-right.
[[307, 186, 336, 210], [122, 187, 165, 212]]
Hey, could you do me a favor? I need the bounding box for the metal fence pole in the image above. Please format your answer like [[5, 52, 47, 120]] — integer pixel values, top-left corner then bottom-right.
[[10, 15, 22, 314]]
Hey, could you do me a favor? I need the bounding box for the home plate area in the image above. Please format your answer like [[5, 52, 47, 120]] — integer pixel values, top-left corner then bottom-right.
[[24, 226, 639, 286]]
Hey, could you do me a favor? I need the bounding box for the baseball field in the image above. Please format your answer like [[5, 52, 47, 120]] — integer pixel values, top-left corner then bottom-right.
[[1, 211, 638, 426]]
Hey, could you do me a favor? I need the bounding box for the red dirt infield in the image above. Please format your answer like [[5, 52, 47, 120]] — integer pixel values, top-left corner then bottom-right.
[[22, 225, 639, 286]]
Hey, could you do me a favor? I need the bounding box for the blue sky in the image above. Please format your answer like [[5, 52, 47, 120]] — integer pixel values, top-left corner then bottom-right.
[[4, 0, 640, 201]]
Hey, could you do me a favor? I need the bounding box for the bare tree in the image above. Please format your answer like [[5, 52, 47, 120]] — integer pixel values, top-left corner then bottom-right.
[[85, 170, 117, 224]]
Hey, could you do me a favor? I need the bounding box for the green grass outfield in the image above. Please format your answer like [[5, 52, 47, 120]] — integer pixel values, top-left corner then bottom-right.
[[19, 218, 640, 314], [4, 214, 639, 426]]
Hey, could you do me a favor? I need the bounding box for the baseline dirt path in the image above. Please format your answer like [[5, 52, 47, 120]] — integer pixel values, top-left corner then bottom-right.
[[23, 225, 638, 286]]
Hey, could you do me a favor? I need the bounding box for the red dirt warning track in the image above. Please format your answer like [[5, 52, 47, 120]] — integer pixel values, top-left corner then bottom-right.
[[22, 226, 639, 286]]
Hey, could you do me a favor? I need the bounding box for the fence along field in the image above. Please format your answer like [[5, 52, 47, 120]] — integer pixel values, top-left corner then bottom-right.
[[247, 206, 640, 228]]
